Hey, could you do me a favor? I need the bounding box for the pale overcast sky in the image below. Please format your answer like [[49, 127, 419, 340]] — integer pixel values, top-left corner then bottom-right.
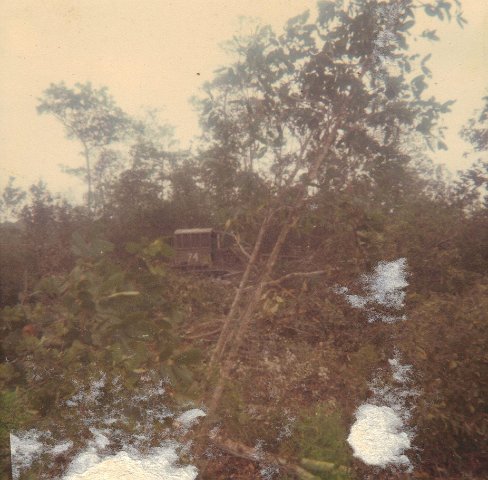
[[1, 0, 487, 201]]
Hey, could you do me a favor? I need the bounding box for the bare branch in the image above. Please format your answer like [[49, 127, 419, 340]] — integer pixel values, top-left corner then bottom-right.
[[227, 231, 252, 260], [184, 327, 222, 340], [282, 130, 314, 189]]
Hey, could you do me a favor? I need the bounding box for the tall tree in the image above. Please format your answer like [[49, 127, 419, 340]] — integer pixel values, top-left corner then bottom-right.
[[128, 108, 178, 197], [458, 94, 488, 209], [454, 94, 488, 275], [37, 82, 131, 212], [194, 0, 465, 451], [0, 177, 26, 222]]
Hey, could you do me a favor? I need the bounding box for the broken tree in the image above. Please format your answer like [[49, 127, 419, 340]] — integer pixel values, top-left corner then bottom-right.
[[193, 0, 463, 457]]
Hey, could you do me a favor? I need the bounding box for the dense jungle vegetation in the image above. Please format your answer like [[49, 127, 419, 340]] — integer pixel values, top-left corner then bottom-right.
[[1, 1, 487, 479]]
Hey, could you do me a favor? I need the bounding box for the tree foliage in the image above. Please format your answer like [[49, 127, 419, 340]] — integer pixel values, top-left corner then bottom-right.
[[37, 82, 132, 212], [458, 95, 488, 209]]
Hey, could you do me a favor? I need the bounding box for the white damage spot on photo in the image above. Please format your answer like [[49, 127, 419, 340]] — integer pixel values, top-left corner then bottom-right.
[[10, 375, 205, 479], [347, 404, 411, 468], [389, 355, 413, 384], [62, 447, 198, 480], [174, 408, 206, 430], [347, 352, 418, 471], [336, 258, 408, 322], [10, 430, 77, 480], [343, 255, 417, 472], [11, 424, 201, 480], [10, 430, 43, 480]]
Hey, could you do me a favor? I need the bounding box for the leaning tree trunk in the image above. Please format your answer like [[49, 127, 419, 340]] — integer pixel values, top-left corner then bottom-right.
[[197, 121, 341, 451], [196, 55, 374, 457], [202, 57, 366, 393], [207, 208, 272, 370]]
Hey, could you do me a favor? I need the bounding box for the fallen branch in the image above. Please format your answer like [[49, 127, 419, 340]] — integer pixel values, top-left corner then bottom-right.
[[209, 436, 294, 475], [184, 318, 224, 331], [184, 327, 222, 340], [208, 436, 326, 479], [300, 457, 350, 475], [183, 318, 224, 339], [265, 269, 329, 287], [241, 270, 329, 292]]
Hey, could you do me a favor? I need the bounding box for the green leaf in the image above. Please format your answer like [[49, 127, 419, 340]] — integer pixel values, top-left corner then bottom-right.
[[143, 239, 173, 258], [101, 272, 126, 291], [0, 363, 16, 383], [91, 238, 114, 256], [123, 342, 152, 369], [123, 319, 157, 339], [158, 319, 174, 330], [160, 364, 177, 384], [300, 457, 350, 474], [286, 10, 310, 29], [317, 1, 336, 25], [125, 241, 142, 254], [173, 348, 202, 365], [440, 100, 456, 113], [103, 291, 140, 300], [159, 343, 175, 362], [421, 29, 440, 41], [34, 276, 62, 297], [400, 20, 415, 31], [148, 264, 166, 276], [71, 231, 89, 257], [108, 343, 125, 364], [437, 140, 448, 150], [64, 340, 89, 362], [172, 365, 193, 386]]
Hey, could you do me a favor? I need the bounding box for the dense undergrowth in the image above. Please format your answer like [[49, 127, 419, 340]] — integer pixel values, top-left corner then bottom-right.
[[1, 202, 487, 479]]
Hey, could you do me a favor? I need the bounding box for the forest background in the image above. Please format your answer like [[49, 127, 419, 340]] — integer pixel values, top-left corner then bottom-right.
[[0, 1, 487, 479]]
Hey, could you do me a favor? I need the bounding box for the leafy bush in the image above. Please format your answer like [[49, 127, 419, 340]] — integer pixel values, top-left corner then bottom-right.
[[292, 406, 354, 480], [0, 233, 206, 471]]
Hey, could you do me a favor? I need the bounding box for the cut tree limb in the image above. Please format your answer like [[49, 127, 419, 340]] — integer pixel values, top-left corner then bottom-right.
[[209, 436, 321, 479]]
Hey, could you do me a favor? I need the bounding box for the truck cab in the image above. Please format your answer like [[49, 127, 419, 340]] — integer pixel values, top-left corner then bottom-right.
[[173, 228, 218, 269]]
